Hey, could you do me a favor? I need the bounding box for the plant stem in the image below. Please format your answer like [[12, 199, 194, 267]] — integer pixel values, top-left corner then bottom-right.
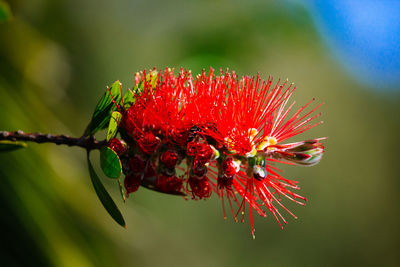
[[0, 130, 106, 150]]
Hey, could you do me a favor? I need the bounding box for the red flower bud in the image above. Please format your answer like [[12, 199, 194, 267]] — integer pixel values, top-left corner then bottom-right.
[[143, 164, 156, 180], [186, 141, 200, 156], [107, 138, 126, 155], [124, 173, 142, 196], [217, 174, 233, 189], [186, 141, 214, 165], [196, 143, 214, 165], [128, 155, 146, 173], [156, 175, 183, 194], [137, 131, 161, 154], [188, 176, 212, 199], [192, 159, 208, 177], [160, 150, 179, 169], [253, 165, 267, 181], [171, 129, 189, 146]]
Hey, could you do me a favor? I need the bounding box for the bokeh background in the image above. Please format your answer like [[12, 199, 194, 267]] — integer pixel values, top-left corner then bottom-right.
[[1, 0, 399, 266]]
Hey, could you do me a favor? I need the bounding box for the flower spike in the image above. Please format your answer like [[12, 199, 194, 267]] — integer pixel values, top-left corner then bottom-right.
[[111, 67, 326, 238]]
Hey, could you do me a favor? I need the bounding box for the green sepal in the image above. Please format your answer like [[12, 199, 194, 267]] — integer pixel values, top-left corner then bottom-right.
[[100, 146, 122, 179], [121, 88, 135, 109], [106, 111, 122, 142], [0, 140, 28, 152], [84, 81, 122, 136]]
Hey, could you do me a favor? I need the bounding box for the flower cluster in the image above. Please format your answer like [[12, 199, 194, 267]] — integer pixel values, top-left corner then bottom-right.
[[108, 68, 325, 238]]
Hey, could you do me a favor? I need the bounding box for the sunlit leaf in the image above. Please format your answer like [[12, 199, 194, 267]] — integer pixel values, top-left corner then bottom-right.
[[0, 140, 27, 152], [84, 81, 122, 136], [87, 152, 125, 227], [106, 111, 122, 142], [121, 88, 135, 109], [100, 146, 122, 179]]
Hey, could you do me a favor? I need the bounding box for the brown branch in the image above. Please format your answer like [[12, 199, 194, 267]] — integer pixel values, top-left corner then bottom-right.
[[0, 130, 106, 150]]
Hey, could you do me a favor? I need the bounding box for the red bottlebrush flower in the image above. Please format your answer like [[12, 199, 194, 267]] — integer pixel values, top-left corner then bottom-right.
[[107, 138, 126, 155], [115, 67, 325, 238], [160, 150, 179, 169], [124, 173, 142, 196], [137, 131, 161, 154]]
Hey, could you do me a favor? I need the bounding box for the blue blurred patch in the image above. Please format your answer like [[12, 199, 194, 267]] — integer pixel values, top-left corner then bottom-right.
[[308, 0, 400, 92]]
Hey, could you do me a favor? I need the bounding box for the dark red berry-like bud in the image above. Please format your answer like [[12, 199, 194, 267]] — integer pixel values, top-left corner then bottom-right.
[[186, 141, 199, 156], [124, 173, 142, 196], [107, 138, 126, 155], [143, 164, 156, 180], [218, 174, 233, 189], [196, 143, 214, 165], [188, 176, 212, 199], [186, 141, 214, 165], [222, 158, 238, 177], [160, 150, 179, 169], [137, 131, 161, 154], [192, 160, 208, 177], [171, 129, 189, 146], [156, 175, 183, 194], [129, 155, 146, 173], [253, 165, 267, 181]]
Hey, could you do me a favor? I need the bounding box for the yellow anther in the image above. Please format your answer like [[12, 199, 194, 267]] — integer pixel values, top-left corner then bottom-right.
[[257, 136, 277, 151]]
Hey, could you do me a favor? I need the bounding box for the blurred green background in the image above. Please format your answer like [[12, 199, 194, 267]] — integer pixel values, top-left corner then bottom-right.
[[0, 0, 399, 266]]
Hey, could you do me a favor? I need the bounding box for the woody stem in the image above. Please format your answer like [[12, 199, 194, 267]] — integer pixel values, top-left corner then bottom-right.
[[0, 130, 106, 151]]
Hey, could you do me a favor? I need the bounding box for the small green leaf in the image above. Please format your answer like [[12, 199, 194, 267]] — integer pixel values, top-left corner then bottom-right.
[[84, 81, 122, 136], [121, 88, 135, 109], [100, 146, 122, 179], [87, 152, 125, 227], [135, 70, 158, 92], [106, 111, 122, 142], [0, 1, 12, 23], [0, 140, 27, 152]]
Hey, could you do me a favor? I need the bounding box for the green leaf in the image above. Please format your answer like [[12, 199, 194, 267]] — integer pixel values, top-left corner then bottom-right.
[[0, 140, 27, 152], [84, 81, 122, 136], [134, 70, 158, 92], [100, 146, 122, 179], [106, 111, 122, 142], [121, 88, 135, 109], [0, 1, 12, 23], [87, 152, 125, 227]]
